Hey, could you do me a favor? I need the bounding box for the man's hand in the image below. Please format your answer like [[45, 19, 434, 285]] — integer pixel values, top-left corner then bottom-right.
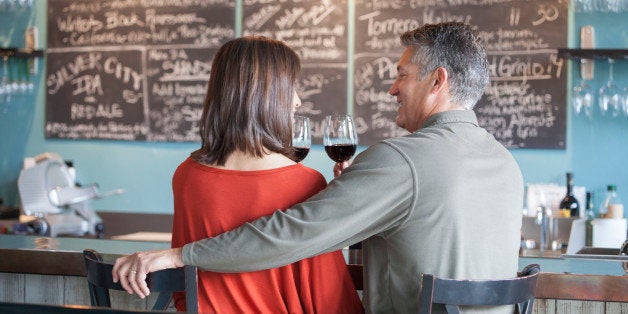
[[333, 161, 352, 177], [112, 247, 184, 298]]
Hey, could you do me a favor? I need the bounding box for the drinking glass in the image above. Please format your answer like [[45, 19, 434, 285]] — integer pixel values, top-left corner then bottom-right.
[[573, 0, 594, 12], [0, 55, 9, 95], [598, 59, 622, 117], [323, 115, 358, 163], [17, 0, 33, 9], [572, 80, 594, 118], [595, 0, 622, 12], [291, 115, 311, 162], [622, 86, 628, 117]]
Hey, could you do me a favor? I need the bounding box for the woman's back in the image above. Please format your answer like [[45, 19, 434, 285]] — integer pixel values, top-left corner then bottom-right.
[[171, 157, 363, 313]]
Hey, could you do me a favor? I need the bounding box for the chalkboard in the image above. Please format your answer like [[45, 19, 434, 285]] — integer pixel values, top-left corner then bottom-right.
[[45, 0, 568, 149], [354, 0, 568, 149], [45, 0, 235, 141], [243, 0, 349, 144]]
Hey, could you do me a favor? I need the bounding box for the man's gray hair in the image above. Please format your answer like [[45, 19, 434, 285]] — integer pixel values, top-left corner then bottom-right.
[[400, 22, 489, 110]]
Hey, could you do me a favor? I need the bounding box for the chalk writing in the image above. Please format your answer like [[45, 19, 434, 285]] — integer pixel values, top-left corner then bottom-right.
[[244, 0, 348, 144], [354, 0, 567, 148], [243, 0, 347, 62], [46, 0, 235, 142]]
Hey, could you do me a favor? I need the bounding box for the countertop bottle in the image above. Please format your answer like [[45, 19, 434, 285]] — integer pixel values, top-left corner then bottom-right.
[[559, 172, 579, 218], [601, 185, 623, 218], [585, 192, 594, 247]]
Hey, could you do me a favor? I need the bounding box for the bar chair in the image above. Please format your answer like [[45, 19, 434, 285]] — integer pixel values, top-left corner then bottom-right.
[[418, 263, 540, 314], [83, 249, 198, 312]]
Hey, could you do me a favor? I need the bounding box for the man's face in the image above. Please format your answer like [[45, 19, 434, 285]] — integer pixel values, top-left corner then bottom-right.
[[389, 48, 436, 133]]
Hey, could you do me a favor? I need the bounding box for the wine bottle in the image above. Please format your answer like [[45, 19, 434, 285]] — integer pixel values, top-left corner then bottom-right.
[[559, 172, 579, 218], [585, 192, 594, 247]]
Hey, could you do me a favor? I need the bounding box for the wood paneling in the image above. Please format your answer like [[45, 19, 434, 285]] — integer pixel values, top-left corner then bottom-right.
[[1, 272, 626, 313], [0, 272, 24, 302], [24, 274, 64, 304]]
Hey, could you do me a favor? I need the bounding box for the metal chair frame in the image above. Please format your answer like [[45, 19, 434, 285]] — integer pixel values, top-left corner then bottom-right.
[[418, 264, 540, 314], [83, 249, 198, 312]]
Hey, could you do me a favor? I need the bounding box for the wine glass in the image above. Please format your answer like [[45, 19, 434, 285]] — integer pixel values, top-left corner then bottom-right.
[[598, 59, 622, 117], [0, 55, 10, 95], [597, 0, 622, 12], [622, 86, 628, 118], [572, 0, 594, 12], [291, 115, 311, 162], [572, 80, 594, 119], [323, 115, 358, 164]]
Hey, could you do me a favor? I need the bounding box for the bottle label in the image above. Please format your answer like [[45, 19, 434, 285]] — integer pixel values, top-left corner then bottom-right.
[[558, 209, 571, 218], [607, 204, 624, 219]]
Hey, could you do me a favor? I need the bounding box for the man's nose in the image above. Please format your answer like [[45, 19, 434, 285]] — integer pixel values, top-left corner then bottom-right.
[[389, 83, 398, 96]]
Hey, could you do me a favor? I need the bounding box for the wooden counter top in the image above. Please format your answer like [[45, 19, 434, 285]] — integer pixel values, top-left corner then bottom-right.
[[1, 210, 627, 305], [0, 234, 170, 276]]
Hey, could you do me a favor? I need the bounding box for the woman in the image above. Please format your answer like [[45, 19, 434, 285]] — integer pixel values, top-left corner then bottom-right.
[[114, 36, 363, 313]]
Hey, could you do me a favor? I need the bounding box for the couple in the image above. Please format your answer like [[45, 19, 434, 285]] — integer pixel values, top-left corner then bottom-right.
[[113, 22, 523, 314]]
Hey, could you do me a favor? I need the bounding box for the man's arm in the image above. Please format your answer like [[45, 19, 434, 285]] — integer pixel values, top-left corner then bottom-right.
[[183, 141, 416, 272]]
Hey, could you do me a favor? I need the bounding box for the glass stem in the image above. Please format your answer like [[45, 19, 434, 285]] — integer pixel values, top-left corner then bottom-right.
[[608, 58, 614, 83]]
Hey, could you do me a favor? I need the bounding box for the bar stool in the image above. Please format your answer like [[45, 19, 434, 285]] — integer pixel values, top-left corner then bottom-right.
[[418, 264, 540, 314]]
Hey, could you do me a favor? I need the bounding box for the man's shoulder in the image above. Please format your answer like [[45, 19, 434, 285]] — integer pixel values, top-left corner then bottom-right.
[[355, 136, 418, 165]]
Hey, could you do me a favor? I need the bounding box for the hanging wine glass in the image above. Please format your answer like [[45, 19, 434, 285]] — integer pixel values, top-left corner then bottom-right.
[[0, 55, 9, 95], [572, 0, 594, 12], [572, 80, 594, 119], [598, 59, 621, 118], [622, 86, 628, 118], [602, 0, 622, 12], [291, 115, 311, 162], [593, 0, 620, 11], [6, 0, 17, 12]]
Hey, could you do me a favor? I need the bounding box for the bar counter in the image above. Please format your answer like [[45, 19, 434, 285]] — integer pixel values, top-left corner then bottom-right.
[[1, 213, 627, 313]]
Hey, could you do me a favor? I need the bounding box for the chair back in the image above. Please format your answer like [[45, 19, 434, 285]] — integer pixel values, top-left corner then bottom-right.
[[83, 249, 198, 312], [418, 263, 540, 314]]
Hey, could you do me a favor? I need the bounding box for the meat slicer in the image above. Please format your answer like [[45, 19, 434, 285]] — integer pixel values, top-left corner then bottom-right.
[[17, 153, 122, 237]]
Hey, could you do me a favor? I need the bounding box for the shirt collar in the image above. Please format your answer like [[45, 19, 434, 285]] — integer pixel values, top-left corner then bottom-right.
[[420, 110, 479, 129]]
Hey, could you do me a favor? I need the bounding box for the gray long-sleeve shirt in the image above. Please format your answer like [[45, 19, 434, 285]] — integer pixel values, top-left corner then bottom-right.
[[183, 110, 524, 313]]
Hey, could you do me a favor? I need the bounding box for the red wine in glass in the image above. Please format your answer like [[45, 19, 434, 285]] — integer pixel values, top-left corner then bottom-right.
[[293, 147, 310, 162], [324, 144, 356, 163], [292, 116, 311, 162], [323, 115, 358, 163]]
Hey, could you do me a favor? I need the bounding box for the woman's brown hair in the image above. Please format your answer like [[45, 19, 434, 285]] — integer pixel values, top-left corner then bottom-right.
[[191, 36, 301, 165]]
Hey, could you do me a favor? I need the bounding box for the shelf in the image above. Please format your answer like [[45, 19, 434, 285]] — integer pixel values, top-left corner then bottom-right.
[[0, 47, 44, 58], [558, 48, 628, 60]]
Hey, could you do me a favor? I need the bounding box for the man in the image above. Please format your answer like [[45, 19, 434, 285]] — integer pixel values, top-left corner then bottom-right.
[[114, 22, 523, 313]]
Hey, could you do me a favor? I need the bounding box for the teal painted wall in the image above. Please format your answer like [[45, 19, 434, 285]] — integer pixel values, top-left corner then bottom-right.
[[1, 1, 627, 216]]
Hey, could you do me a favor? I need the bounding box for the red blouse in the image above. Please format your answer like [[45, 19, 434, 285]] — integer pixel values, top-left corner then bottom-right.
[[171, 158, 363, 313]]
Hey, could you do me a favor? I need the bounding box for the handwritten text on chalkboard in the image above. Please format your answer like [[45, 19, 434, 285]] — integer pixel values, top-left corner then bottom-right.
[[46, 0, 235, 141], [354, 0, 567, 148]]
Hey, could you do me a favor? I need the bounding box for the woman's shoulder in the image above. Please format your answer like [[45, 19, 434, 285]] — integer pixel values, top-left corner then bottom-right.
[[295, 163, 325, 177]]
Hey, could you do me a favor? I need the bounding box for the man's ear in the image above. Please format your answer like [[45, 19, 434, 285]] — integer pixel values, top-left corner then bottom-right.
[[431, 67, 448, 92]]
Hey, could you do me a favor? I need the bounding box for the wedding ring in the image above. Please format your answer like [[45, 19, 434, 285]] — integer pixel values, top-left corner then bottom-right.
[[130, 269, 137, 274]]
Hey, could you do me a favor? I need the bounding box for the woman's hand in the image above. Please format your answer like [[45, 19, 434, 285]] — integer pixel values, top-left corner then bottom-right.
[[112, 247, 184, 298], [333, 161, 352, 177]]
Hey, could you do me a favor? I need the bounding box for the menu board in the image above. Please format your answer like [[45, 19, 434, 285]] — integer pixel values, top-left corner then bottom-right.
[[354, 0, 567, 149], [45, 0, 568, 149], [45, 0, 235, 141], [243, 0, 349, 143]]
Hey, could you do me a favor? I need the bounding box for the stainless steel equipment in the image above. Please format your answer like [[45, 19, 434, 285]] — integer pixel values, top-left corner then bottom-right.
[[17, 153, 123, 237]]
